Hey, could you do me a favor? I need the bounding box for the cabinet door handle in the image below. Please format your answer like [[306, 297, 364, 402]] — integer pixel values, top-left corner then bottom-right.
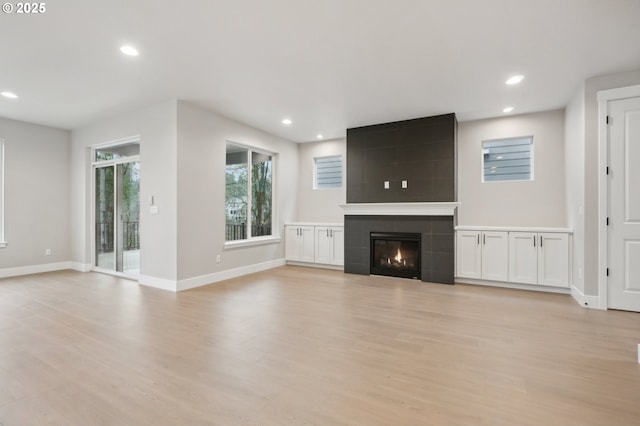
[[477, 234, 480, 245], [330, 229, 333, 238], [533, 236, 536, 247], [483, 234, 486, 245], [540, 236, 543, 248], [326, 229, 329, 237]]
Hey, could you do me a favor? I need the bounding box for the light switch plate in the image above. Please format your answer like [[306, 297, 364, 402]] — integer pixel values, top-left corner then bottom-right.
[[402, 180, 408, 188], [150, 205, 159, 215], [384, 181, 390, 189]]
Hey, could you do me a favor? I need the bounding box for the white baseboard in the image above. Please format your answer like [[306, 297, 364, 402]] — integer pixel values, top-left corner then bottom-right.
[[571, 285, 605, 310], [455, 277, 571, 294], [69, 262, 92, 272], [138, 275, 178, 292], [0, 261, 80, 279], [176, 258, 286, 291], [285, 261, 344, 271]]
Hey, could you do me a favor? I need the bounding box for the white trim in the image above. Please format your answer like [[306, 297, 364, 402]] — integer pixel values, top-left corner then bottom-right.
[[138, 275, 178, 292], [340, 202, 459, 216], [596, 84, 640, 310], [456, 226, 572, 233], [176, 258, 286, 291], [455, 277, 571, 294], [285, 260, 344, 271], [571, 285, 604, 310], [0, 139, 5, 247], [0, 261, 79, 279], [224, 236, 281, 250]]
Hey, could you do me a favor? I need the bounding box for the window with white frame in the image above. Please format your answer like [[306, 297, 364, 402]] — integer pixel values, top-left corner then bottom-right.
[[0, 139, 5, 247], [225, 142, 275, 242], [314, 155, 343, 189], [482, 136, 533, 182]]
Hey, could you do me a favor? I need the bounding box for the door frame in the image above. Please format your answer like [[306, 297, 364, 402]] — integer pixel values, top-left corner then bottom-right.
[[90, 136, 141, 279], [597, 84, 640, 309]]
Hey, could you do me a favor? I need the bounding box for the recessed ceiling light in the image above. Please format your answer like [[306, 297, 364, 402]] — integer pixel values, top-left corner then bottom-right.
[[1, 91, 18, 99], [506, 75, 524, 85], [316, 134, 324, 140], [120, 45, 139, 56], [281, 118, 292, 126], [503, 106, 514, 113]]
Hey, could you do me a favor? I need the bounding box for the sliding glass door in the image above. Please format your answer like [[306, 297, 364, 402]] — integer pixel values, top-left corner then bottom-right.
[[93, 142, 140, 276]]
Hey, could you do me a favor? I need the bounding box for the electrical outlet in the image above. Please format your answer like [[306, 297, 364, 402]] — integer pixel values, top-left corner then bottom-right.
[[45, 249, 52, 256], [216, 254, 221, 263]]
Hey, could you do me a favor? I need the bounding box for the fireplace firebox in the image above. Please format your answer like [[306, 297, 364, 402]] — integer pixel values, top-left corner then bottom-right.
[[370, 232, 421, 279]]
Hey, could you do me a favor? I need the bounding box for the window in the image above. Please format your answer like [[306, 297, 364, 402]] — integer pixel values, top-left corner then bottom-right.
[[225, 142, 275, 242], [0, 139, 4, 247], [314, 155, 343, 189], [482, 136, 533, 182]]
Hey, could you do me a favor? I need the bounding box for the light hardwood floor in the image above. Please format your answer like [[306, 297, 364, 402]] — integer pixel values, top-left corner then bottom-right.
[[0, 266, 639, 425]]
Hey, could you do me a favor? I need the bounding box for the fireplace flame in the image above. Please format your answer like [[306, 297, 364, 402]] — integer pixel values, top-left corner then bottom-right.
[[395, 247, 402, 263]]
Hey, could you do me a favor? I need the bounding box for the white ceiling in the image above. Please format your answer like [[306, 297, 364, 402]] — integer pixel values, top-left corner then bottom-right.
[[1, 0, 639, 142]]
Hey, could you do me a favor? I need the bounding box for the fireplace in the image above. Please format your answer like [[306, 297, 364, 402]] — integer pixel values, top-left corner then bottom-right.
[[370, 232, 421, 279]]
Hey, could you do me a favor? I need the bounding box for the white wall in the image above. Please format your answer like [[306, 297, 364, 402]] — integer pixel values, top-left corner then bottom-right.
[[564, 85, 585, 293], [582, 69, 640, 296], [176, 101, 298, 281], [457, 109, 567, 227], [70, 101, 178, 282], [0, 117, 70, 271], [297, 138, 346, 223]]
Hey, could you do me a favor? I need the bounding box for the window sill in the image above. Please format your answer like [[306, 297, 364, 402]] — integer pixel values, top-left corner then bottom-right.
[[224, 236, 281, 250]]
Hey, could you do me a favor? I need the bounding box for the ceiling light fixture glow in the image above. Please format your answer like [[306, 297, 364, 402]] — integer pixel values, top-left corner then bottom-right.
[[281, 118, 292, 126], [1, 91, 18, 99], [120, 45, 139, 56], [503, 106, 514, 113], [316, 134, 324, 140], [506, 75, 525, 85]]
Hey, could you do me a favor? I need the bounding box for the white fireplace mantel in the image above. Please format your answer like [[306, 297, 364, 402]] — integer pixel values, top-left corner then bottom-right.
[[339, 202, 459, 216]]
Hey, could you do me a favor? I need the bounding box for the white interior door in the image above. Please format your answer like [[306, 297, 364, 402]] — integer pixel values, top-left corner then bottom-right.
[[608, 96, 640, 311]]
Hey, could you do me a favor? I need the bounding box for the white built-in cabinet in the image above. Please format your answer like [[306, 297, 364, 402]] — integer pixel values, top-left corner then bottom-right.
[[456, 227, 571, 290], [285, 223, 344, 267], [285, 225, 315, 263], [315, 226, 344, 266], [509, 232, 569, 287], [456, 231, 508, 281]]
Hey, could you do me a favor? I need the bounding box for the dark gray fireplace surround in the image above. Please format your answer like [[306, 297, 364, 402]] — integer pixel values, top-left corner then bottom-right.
[[346, 215, 454, 283], [343, 113, 458, 284]]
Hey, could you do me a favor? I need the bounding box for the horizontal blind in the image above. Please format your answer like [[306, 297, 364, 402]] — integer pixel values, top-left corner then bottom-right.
[[483, 136, 533, 182], [315, 156, 343, 189]]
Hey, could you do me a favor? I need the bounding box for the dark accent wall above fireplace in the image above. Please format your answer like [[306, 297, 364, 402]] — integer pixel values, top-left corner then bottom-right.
[[346, 113, 457, 203]]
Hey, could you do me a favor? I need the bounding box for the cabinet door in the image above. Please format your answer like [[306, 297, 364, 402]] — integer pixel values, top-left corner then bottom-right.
[[300, 226, 316, 263], [508, 232, 538, 284], [331, 227, 344, 266], [456, 231, 482, 279], [538, 233, 569, 287], [285, 226, 301, 261], [315, 227, 332, 264], [481, 232, 509, 281]]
